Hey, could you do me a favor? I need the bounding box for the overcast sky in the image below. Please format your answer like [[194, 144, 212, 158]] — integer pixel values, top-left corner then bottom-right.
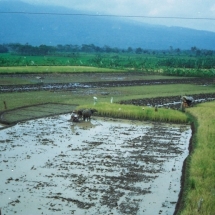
[[20, 0, 215, 32]]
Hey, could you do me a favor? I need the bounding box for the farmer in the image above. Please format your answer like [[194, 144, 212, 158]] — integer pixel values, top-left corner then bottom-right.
[[70, 111, 79, 122]]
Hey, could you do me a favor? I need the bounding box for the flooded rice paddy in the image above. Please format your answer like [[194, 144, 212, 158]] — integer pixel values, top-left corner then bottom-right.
[[0, 115, 191, 215]]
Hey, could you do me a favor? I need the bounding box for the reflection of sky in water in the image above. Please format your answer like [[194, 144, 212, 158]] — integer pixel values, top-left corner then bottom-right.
[[0, 115, 191, 215]]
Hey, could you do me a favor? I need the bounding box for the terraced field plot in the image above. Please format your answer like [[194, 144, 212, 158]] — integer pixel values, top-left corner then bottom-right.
[[0, 115, 191, 215], [0, 103, 76, 125]]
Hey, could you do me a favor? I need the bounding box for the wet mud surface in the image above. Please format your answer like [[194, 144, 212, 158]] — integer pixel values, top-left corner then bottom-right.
[[0, 115, 191, 215], [0, 73, 214, 93], [120, 93, 215, 109]]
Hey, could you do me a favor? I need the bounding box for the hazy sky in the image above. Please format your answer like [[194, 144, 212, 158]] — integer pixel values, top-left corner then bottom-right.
[[20, 0, 215, 32]]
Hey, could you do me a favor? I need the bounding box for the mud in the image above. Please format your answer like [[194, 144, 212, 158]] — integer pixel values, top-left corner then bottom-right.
[[0, 115, 191, 215], [120, 93, 215, 109], [0, 74, 214, 93]]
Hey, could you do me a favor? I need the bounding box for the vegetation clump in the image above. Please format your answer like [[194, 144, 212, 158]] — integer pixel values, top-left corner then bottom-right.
[[77, 103, 188, 123]]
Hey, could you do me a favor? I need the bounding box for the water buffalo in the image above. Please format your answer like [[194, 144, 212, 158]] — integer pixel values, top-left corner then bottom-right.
[[82, 109, 98, 121], [77, 109, 85, 119]]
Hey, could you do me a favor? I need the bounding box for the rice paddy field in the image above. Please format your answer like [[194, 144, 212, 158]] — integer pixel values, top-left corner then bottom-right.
[[0, 69, 215, 215], [0, 114, 192, 215]]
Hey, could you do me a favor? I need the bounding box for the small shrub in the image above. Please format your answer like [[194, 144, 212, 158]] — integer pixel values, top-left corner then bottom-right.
[[189, 178, 196, 190]]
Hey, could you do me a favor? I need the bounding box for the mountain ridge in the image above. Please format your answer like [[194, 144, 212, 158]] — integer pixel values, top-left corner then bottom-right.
[[1, 1, 215, 50]]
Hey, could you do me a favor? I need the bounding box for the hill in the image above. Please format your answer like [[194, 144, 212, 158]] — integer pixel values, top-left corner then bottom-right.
[[0, 0, 215, 49]]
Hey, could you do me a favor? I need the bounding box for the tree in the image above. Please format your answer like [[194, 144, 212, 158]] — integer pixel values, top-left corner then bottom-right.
[[191, 46, 197, 52], [127, 47, 133, 53], [135, 47, 142, 54], [0, 45, 8, 53]]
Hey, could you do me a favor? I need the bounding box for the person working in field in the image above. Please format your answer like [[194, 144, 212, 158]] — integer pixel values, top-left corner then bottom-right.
[[70, 111, 79, 122]]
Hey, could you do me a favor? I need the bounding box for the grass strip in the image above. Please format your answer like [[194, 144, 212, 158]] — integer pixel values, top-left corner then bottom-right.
[[0, 66, 124, 74], [77, 102, 188, 123], [178, 101, 215, 214]]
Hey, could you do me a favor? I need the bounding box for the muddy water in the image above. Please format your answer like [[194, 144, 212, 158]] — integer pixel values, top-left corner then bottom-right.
[[0, 115, 191, 215]]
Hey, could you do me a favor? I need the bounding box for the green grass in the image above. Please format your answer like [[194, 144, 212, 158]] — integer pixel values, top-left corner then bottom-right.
[[77, 102, 188, 123], [0, 91, 78, 111], [0, 65, 124, 74], [109, 84, 215, 102], [0, 72, 189, 86], [180, 102, 215, 215]]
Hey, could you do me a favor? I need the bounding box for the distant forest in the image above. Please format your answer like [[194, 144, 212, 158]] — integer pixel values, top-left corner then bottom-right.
[[0, 43, 215, 77], [0, 43, 214, 57]]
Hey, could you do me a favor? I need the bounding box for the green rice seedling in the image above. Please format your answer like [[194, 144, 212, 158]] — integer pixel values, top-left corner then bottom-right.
[[77, 102, 188, 123], [0, 66, 123, 74]]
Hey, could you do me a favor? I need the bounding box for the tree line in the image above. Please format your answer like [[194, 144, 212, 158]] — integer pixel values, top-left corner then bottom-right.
[[0, 43, 214, 57], [0, 43, 215, 76]]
